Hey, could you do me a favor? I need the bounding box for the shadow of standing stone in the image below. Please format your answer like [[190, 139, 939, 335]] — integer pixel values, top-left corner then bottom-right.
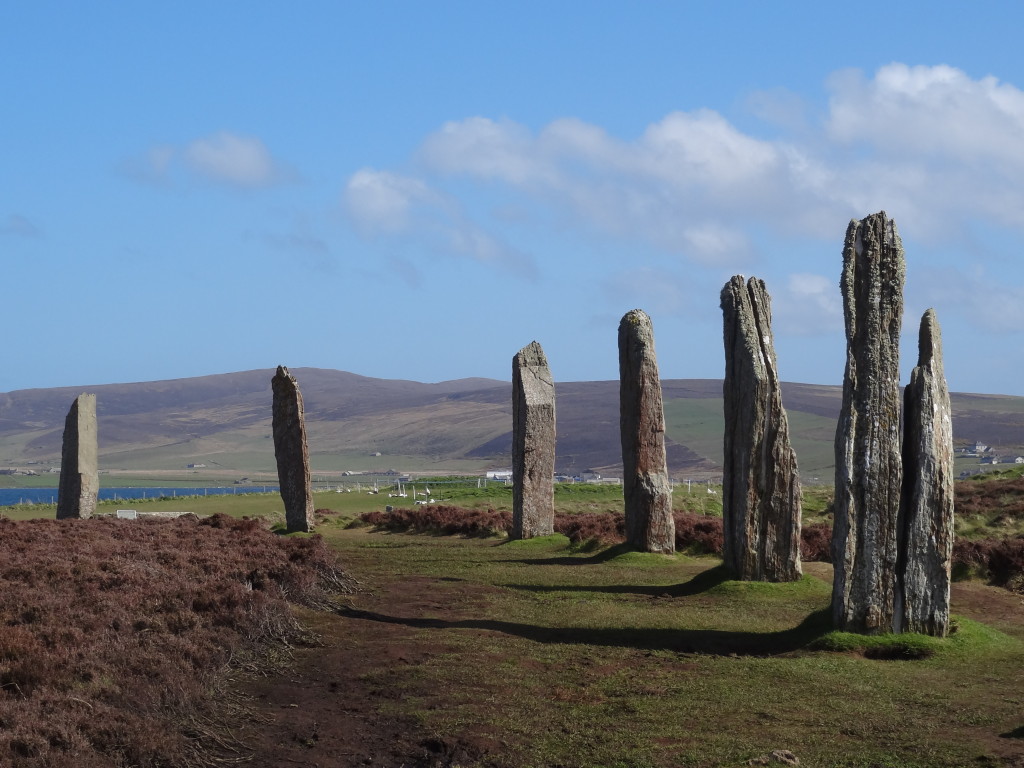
[[721, 276, 802, 582], [618, 309, 674, 554], [897, 309, 954, 636], [56, 393, 98, 520], [832, 212, 905, 633], [272, 366, 314, 533], [511, 341, 556, 540]]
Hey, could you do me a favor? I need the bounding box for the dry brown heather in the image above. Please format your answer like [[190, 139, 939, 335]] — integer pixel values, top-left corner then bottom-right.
[[359, 505, 834, 562], [0, 515, 353, 767], [358, 504, 1024, 588]]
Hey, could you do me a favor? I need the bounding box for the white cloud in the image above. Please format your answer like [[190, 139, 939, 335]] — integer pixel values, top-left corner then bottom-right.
[[772, 273, 844, 336], [343, 169, 439, 235], [346, 63, 1024, 290], [120, 145, 175, 185], [342, 168, 536, 277], [416, 112, 837, 263], [680, 224, 753, 266], [827, 64, 1024, 167], [123, 133, 290, 189], [183, 132, 284, 187], [421, 117, 556, 185], [601, 266, 715, 319], [0, 214, 41, 238], [824, 64, 1024, 234], [914, 266, 1024, 333]]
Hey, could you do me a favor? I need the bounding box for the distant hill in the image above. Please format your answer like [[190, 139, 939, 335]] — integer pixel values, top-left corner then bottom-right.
[[1, 368, 1023, 482]]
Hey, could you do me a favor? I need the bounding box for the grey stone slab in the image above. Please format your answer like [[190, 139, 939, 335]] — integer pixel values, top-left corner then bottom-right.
[[618, 309, 675, 554], [511, 341, 556, 540], [721, 276, 802, 582]]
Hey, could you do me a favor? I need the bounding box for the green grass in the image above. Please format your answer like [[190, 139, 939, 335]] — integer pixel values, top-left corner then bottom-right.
[[663, 397, 724, 465], [5, 486, 1024, 766], [321, 529, 1024, 767], [785, 410, 841, 481]]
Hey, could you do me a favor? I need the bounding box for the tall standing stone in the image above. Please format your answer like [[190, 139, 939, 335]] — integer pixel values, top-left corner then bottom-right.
[[56, 394, 99, 520], [618, 309, 675, 554], [272, 366, 314, 533], [832, 212, 906, 633], [511, 341, 556, 540], [897, 309, 954, 636], [721, 276, 802, 582]]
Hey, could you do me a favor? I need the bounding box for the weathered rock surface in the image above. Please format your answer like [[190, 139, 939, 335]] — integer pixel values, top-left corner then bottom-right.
[[832, 212, 906, 633], [56, 393, 99, 520], [511, 341, 556, 540], [721, 276, 802, 582], [897, 309, 954, 636], [618, 309, 675, 554], [272, 366, 314, 533]]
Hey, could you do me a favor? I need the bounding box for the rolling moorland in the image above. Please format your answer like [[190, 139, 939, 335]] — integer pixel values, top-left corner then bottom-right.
[[2, 480, 1024, 767], [2, 367, 1024, 483], [2, 368, 1024, 765]]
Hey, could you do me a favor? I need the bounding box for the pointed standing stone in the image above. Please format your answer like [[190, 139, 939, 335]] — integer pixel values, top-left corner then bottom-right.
[[618, 309, 675, 554], [272, 366, 314, 533], [511, 341, 556, 540], [832, 212, 906, 633], [897, 310, 954, 636], [56, 393, 99, 520], [721, 276, 802, 582]]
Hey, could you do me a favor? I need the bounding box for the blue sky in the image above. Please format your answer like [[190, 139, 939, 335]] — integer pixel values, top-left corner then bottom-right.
[[4, 2, 1024, 395]]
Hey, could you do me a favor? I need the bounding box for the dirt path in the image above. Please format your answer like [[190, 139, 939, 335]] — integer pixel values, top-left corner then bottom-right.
[[237, 571, 491, 768]]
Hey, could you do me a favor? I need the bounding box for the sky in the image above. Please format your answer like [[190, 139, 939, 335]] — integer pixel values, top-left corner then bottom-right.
[[3, 2, 1024, 396]]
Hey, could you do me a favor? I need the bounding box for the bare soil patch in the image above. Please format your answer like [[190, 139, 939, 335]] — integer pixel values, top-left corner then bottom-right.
[[238, 575, 500, 767]]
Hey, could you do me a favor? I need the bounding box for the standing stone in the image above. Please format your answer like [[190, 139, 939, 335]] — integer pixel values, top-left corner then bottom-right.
[[272, 366, 314, 533], [56, 394, 99, 520], [897, 310, 954, 636], [832, 212, 906, 633], [618, 309, 675, 554], [511, 341, 556, 540], [721, 276, 802, 582]]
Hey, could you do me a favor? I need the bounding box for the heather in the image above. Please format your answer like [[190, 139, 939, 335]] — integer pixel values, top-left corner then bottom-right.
[[360, 505, 830, 560], [0, 514, 353, 767], [359, 504, 1024, 592]]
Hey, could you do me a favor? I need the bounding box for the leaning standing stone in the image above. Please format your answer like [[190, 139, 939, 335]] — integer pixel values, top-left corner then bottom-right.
[[272, 366, 315, 533], [618, 309, 675, 554], [511, 341, 556, 540], [898, 309, 954, 636], [832, 211, 906, 633], [56, 393, 99, 520], [721, 276, 802, 582]]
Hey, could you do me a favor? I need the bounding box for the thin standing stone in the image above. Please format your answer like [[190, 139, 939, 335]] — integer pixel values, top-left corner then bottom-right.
[[832, 212, 905, 633], [618, 309, 675, 554], [897, 309, 954, 636], [511, 341, 556, 540], [272, 366, 314, 533], [56, 393, 99, 520], [721, 276, 802, 582]]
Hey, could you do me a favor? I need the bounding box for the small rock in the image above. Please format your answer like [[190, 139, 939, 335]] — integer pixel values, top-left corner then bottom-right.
[[748, 749, 799, 766]]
